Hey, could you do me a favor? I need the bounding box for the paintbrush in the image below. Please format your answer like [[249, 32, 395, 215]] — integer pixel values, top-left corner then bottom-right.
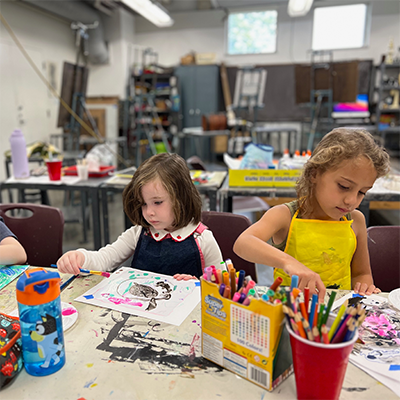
[[50, 264, 110, 278]]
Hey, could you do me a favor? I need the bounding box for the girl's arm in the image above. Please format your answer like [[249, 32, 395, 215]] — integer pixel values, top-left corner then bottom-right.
[[0, 236, 27, 265], [57, 226, 142, 274], [233, 205, 326, 302], [350, 210, 379, 295]]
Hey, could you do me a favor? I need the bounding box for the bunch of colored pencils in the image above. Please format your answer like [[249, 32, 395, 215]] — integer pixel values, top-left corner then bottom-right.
[[202, 261, 285, 306], [283, 276, 365, 344]]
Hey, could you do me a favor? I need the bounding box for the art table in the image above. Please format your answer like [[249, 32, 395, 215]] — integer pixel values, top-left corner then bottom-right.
[[0, 175, 108, 249], [0, 274, 397, 400]]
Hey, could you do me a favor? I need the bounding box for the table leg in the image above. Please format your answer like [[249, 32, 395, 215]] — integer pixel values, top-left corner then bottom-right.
[[101, 188, 110, 246], [208, 191, 216, 211], [89, 189, 102, 250]]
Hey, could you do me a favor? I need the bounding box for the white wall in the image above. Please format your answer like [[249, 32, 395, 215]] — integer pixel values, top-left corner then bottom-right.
[[0, 1, 76, 181], [0, 3, 136, 182], [135, 1, 400, 67]]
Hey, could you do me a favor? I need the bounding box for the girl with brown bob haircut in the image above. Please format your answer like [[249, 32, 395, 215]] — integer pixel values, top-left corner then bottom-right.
[[56, 153, 223, 280], [234, 128, 390, 303]]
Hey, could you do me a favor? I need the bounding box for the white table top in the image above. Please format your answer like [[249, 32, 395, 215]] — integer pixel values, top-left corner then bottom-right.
[[0, 273, 397, 400]]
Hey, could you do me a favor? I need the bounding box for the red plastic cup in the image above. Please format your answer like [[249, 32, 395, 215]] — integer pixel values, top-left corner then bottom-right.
[[46, 160, 63, 181], [287, 323, 358, 400]]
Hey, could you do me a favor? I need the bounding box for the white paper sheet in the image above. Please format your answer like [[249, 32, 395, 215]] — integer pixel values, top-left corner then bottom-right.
[[74, 267, 201, 326]]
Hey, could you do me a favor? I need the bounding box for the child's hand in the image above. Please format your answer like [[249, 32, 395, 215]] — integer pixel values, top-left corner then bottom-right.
[[173, 274, 198, 281], [283, 260, 326, 303], [56, 251, 85, 275], [353, 282, 381, 296]]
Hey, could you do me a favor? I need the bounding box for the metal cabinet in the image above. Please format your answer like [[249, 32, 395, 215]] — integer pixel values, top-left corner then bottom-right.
[[174, 65, 222, 128]]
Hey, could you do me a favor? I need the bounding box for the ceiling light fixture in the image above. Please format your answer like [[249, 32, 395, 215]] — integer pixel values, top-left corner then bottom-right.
[[120, 0, 174, 27], [287, 0, 314, 17]]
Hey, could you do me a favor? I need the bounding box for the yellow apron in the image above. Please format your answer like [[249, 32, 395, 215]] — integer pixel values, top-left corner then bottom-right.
[[274, 210, 356, 290]]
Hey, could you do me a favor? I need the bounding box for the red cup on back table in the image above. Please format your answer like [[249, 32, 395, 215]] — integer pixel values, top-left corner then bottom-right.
[[287, 322, 358, 400], [46, 159, 63, 181]]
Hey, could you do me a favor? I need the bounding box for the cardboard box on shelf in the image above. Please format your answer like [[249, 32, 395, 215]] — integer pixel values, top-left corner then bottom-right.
[[195, 52, 217, 65]]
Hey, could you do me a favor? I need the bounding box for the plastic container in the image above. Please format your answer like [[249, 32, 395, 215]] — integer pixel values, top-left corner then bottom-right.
[[46, 160, 63, 181], [9, 129, 30, 179], [287, 322, 358, 400], [16, 268, 65, 376]]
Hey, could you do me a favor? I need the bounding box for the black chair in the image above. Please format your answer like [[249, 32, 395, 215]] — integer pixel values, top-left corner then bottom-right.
[[0, 203, 64, 267], [201, 211, 257, 281], [367, 225, 400, 292]]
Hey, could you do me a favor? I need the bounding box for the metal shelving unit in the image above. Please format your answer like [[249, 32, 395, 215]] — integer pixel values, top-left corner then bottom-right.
[[374, 62, 400, 151]]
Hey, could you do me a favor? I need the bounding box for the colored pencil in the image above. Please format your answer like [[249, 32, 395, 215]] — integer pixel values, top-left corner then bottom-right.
[[294, 313, 307, 339], [299, 302, 308, 321], [317, 303, 325, 331], [312, 326, 321, 342], [303, 287, 310, 314], [308, 293, 318, 326], [328, 299, 348, 341], [321, 290, 337, 326], [321, 325, 329, 344], [302, 317, 314, 341], [330, 314, 352, 343], [313, 304, 318, 328]]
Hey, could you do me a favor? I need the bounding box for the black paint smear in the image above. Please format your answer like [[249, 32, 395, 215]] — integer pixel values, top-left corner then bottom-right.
[[343, 387, 368, 392], [96, 312, 223, 373], [348, 296, 365, 307], [326, 284, 340, 289]]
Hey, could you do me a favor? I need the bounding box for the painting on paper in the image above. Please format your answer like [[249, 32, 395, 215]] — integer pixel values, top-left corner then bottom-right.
[[74, 267, 201, 326], [0, 265, 29, 290]]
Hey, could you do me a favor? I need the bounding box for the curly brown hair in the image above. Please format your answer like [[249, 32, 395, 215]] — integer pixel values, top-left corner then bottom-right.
[[297, 128, 390, 216], [122, 153, 202, 230]]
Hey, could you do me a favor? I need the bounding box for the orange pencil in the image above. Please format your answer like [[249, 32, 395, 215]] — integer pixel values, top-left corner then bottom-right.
[[299, 302, 308, 321], [294, 314, 307, 339]]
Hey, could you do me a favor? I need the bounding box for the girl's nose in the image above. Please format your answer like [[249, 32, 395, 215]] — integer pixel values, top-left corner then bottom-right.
[[344, 191, 357, 206]]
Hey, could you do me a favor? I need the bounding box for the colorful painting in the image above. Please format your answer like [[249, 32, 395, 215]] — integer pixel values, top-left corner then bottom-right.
[[74, 268, 201, 326], [332, 293, 400, 396], [0, 265, 29, 290]]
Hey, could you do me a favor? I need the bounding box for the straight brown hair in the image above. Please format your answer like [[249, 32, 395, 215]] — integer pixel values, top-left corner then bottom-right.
[[123, 153, 202, 230]]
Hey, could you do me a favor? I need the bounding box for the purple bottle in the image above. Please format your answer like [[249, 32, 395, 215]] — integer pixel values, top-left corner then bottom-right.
[[10, 129, 29, 179]]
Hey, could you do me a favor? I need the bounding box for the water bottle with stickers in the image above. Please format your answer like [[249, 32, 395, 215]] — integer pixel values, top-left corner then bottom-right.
[[16, 268, 65, 376]]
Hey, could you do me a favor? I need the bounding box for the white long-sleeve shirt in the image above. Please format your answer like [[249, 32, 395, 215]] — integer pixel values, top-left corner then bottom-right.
[[77, 222, 223, 273]]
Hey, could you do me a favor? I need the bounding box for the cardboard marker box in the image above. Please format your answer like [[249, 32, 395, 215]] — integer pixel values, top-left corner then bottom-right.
[[201, 279, 293, 391]]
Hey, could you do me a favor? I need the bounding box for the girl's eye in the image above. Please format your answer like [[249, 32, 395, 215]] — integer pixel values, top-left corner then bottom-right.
[[338, 184, 349, 190], [155, 201, 163, 205], [359, 191, 366, 196]]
